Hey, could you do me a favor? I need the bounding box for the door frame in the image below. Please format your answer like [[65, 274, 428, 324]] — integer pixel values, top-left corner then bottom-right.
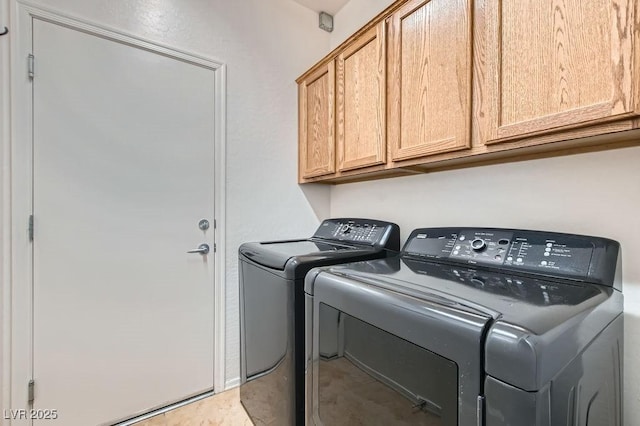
[[3, 2, 228, 423]]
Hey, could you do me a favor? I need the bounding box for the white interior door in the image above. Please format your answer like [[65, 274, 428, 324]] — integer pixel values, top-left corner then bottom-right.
[[32, 18, 216, 426]]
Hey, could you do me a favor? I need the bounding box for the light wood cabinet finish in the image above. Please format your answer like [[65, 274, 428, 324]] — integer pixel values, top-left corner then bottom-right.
[[296, 0, 640, 184], [388, 0, 473, 161], [337, 23, 387, 171], [298, 63, 335, 179], [486, 0, 637, 144]]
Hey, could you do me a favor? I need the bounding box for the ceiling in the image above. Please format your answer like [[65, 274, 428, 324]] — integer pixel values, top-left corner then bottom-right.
[[293, 0, 351, 15]]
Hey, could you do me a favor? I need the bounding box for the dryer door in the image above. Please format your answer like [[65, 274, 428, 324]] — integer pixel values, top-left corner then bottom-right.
[[308, 272, 492, 426]]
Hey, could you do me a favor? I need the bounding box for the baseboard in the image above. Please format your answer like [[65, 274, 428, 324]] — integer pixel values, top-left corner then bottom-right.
[[224, 377, 240, 391]]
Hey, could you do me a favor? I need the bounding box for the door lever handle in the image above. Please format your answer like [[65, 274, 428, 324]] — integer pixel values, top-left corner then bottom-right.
[[187, 243, 210, 255]]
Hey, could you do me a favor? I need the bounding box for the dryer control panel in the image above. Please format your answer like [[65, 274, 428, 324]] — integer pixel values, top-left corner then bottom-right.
[[448, 230, 513, 265], [402, 227, 620, 287], [313, 218, 400, 250]]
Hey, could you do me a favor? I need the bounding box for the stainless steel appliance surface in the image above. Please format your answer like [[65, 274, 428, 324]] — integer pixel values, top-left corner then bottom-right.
[[239, 218, 400, 425], [305, 227, 623, 425]]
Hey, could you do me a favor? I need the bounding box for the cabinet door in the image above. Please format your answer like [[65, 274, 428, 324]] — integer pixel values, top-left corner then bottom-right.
[[486, 0, 635, 144], [336, 23, 386, 171], [299, 62, 335, 179], [388, 0, 473, 161]]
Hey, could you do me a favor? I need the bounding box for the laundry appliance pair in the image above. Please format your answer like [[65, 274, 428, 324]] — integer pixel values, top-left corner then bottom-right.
[[240, 221, 624, 426]]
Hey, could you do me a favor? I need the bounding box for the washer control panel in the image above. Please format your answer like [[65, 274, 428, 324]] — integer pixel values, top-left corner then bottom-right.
[[503, 234, 593, 274], [449, 230, 513, 265], [402, 227, 620, 285], [313, 218, 400, 248]]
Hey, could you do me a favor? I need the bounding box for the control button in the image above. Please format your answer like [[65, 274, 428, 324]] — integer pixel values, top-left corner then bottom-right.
[[507, 256, 513, 261], [516, 258, 523, 263], [541, 261, 548, 266], [494, 255, 502, 261], [498, 239, 510, 245], [470, 238, 487, 251], [545, 247, 551, 252], [546, 243, 553, 248], [455, 245, 461, 250], [459, 235, 466, 241], [544, 252, 550, 257], [453, 250, 459, 255], [471, 277, 485, 287]]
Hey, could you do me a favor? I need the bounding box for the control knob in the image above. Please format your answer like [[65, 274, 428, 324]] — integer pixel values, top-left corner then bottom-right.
[[470, 238, 487, 252], [340, 224, 352, 234]]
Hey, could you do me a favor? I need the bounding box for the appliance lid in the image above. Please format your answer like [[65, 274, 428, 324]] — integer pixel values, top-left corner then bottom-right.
[[311, 257, 622, 391], [308, 263, 492, 423], [239, 239, 364, 271], [318, 258, 611, 336], [238, 218, 400, 272]]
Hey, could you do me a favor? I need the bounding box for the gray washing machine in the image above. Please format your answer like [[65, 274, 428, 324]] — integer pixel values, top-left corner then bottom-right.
[[239, 218, 400, 425], [305, 227, 623, 425]]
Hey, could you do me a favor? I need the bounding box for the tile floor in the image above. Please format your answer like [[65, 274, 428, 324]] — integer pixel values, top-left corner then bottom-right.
[[133, 388, 253, 426]]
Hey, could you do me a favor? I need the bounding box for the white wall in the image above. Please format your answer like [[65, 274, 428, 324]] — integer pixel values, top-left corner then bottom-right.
[[0, 0, 332, 399], [331, 1, 640, 424], [0, 0, 9, 419], [329, 0, 390, 49]]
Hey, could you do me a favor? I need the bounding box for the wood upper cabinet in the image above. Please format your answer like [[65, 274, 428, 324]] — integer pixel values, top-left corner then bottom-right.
[[298, 62, 335, 179], [486, 0, 637, 144], [296, 0, 639, 184], [336, 23, 387, 171], [388, 0, 473, 161]]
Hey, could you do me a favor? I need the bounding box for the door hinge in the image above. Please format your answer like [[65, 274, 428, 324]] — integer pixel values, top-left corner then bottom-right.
[[214, 243, 217, 253], [28, 380, 35, 404], [28, 214, 34, 241], [214, 219, 217, 230], [28, 54, 34, 79], [476, 395, 485, 426]]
